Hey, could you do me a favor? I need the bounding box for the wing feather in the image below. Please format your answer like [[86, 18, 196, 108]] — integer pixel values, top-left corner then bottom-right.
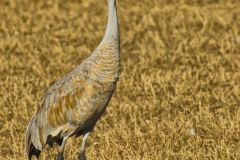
[[25, 70, 87, 158]]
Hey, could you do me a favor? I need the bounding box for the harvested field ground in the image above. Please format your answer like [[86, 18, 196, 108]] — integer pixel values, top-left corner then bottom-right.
[[0, 0, 240, 159]]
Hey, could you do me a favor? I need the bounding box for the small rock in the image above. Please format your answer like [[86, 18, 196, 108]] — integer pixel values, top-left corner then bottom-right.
[[189, 128, 196, 136]]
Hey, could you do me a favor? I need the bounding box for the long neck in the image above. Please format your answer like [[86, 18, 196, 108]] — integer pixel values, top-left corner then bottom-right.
[[87, 0, 120, 82], [102, 0, 119, 43]]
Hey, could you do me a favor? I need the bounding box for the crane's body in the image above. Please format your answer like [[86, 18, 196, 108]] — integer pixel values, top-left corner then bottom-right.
[[25, 0, 119, 160]]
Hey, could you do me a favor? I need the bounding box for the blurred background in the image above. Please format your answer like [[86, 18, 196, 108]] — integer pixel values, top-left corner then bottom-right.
[[0, 0, 239, 159]]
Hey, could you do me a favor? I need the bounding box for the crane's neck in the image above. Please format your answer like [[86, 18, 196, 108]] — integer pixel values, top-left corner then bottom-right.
[[102, 0, 119, 43], [86, 0, 120, 82]]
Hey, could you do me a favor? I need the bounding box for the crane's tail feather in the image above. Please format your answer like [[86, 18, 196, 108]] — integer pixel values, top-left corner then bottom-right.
[[46, 131, 63, 147], [25, 115, 42, 160]]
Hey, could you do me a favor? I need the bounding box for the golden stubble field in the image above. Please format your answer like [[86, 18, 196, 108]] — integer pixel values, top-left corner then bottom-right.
[[0, 0, 240, 159]]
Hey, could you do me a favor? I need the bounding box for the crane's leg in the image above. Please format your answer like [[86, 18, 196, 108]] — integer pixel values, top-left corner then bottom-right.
[[78, 132, 91, 160], [56, 135, 70, 160], [56, 123, 77, 160]]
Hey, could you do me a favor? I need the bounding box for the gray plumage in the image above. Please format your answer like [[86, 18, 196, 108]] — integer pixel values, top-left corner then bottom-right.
[[25, 0, 120, 159]]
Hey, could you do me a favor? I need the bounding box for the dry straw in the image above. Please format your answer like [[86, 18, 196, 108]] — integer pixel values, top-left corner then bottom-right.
[[0, 0, 239, 159]]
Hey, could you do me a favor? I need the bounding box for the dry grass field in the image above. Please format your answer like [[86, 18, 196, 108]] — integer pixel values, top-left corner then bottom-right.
[[0, 0, 240, 159]]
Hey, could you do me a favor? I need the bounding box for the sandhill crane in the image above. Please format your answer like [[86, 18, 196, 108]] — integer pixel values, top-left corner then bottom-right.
[[25, 0, 120, 159]]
